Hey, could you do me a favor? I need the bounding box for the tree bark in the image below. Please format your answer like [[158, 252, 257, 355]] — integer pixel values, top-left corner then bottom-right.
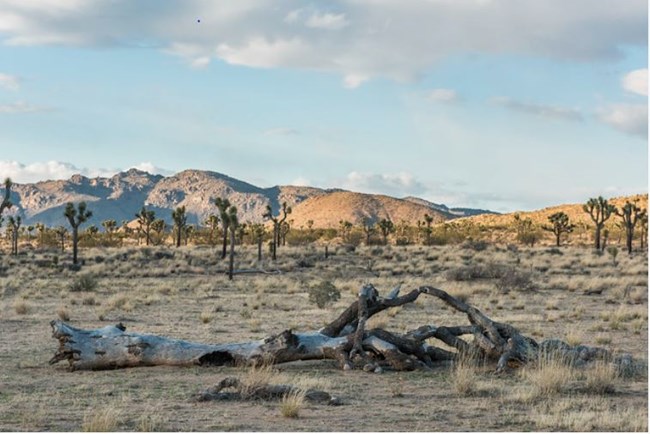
[[72, 226, 79, 265]]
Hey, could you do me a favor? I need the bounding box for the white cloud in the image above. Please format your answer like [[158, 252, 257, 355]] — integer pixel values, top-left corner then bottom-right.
[[429, 88, 459, 103], [342, 171, 428, 197], [597, 104, 648, 138], [0, 1, 644, 87], [305, 12, 349, 30], [0, 160, 172, 183], [492, 97, 583, 121], [0, 101, 51, 113], [0, 73, 19, 90], [130, 162, 173, 176], [216, 37, 311, 69], [343, 74, 368, 89], [622, 68, 648, 96], [291, 176, 311, 186]]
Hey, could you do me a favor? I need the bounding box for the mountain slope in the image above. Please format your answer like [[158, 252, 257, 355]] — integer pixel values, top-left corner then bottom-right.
[[1, 169, 494, 228]]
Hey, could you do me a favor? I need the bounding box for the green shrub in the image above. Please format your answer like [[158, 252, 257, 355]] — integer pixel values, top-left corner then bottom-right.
[[308, 281, 340, 308]]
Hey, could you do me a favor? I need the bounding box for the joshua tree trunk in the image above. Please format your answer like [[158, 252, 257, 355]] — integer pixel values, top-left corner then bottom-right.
[[228, 228, 235, 281], [49, 284, 637, 375], [271, 224, 278, 261], [221, 229, 228, 259], [555, 232, 561, 247], [626, 231, 634, 254], [176, 228, 182, 248], [72, 227, 79, 265], [257, 238, 262, 261], [594, 225, 601, 250]]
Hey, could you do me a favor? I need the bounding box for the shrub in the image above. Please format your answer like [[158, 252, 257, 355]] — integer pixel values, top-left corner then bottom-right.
[[70, 274, 98, 292], [280, 390, 305, 418], [495, 268, 533, 292], [463, 239, 489, 251], [308, 281, 340, 308]]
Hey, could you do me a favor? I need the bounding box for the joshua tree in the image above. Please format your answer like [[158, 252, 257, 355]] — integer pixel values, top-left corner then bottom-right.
[[35, 223, 46, 247], [54, 226, 67, 252], [423, 214, 434, 245], [0, 178, 12, 217], [172, 206, 187, 248], [263, 202, 291, 260], [377, 218, 395, 245], [362, 218, 375, 245], [215, 198, 231, 259], [135, 206, 155, 246], [339, 220, 353, 244], [250, 223, 265, 261], [280, 220, 291, 246], [583, 196, 616, 250], [224, 206, 239, 280], [7, 215, 21, 255], [615, 201, 647, 254], [151, 219, 166, 245], [64, 202, 93, 265], [236, 222, 248, 245], [542, 212, 575, 247], [204, 214, 220, 247], [640, 213, 648, 250]]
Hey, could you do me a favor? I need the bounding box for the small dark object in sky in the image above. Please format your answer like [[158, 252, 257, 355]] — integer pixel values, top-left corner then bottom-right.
[[197, 19, 201, 23]]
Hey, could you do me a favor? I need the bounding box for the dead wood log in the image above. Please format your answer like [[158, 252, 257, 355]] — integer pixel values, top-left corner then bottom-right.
[[49, 283, 638, 374]]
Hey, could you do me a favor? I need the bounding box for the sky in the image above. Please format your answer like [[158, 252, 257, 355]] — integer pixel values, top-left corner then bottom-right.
[[0, 0, 647, 212]]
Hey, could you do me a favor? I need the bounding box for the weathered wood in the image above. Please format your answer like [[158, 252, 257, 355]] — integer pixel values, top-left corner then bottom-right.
[[49, 283, 638, 375]]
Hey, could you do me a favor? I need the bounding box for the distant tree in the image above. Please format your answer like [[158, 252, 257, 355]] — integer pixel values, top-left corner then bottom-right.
[[263, 202, 291, 260], [542, 212, 575, 247], [35, 223, 46, 248], [204, 214, 220, 247], [64, 202, 93, 265], [280, 220, 291, 246], [513, 214, 540, 247], [250, 223, 266, 261], [0, 178, 12, 217], [7, 215, 21, 255], [135, 206, 155, 246], [172, 206, 187, 248], [150, 219, 166, 245], [237, 222, 248, 245], [583, 196, 616, 250], [377, 218, 395, 245], [184, 224, 194, 245], [615, 201, 647, 254], [639, 213, 648, 250], [54, 226, 67, 252], [224, 206, 239, 281], [339, 220, 353, 244], [215, 198, 231, 259], [362, 218, 375, 245], [423, 214, 434, 245]]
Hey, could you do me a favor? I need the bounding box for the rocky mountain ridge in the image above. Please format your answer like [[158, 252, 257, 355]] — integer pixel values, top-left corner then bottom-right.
[[1, 169, 494, 228]]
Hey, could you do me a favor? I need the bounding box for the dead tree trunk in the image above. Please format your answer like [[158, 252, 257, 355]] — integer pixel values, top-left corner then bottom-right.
[[50, 284, 637, 374]]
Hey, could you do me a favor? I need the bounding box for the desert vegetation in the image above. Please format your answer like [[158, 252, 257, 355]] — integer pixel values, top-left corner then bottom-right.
[[0, 179, 647, 431]]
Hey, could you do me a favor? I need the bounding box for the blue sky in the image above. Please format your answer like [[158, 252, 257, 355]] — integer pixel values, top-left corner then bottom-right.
[[0, 0, 647, 212]]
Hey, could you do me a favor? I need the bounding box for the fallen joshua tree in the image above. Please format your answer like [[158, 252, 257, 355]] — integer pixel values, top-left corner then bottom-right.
[[50, 284, 638, 375]]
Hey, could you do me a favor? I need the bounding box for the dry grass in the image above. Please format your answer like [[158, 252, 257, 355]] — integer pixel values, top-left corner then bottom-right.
[[81, 406, 122, 432], [279, 389, 306, 418], [582, 361, 618, 394], [0, 244, 646, 432], [522, 356, 575, 398], [13, 300, 29, 314], [56, 305, 70, 321]]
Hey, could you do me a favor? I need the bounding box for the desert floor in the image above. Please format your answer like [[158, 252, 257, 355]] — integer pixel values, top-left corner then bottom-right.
[[0, 243, 647, 431]]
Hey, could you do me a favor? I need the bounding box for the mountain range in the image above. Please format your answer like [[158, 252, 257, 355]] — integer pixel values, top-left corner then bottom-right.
[[2, 169, 497, 228]]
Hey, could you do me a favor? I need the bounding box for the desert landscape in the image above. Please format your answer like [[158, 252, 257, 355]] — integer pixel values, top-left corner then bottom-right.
[[0, 1, 647, 432], [0, 190, 647, 430]]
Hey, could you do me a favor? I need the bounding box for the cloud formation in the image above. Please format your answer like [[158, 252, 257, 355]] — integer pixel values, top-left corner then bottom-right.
[[0, 73, 19, 90], [263, 127, 300, 137], [492, 96, 583, 121], [0, 0, 645, 87], [342, 171, 428, 197], [622, 68, 648, 96], [597, 104, 648, 138], [0, 160, 172, 183], [429, 88, 459, 103]]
